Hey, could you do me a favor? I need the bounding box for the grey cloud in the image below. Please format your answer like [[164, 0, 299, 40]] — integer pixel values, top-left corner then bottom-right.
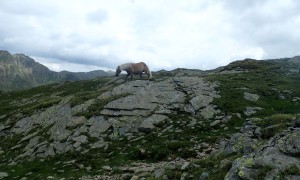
[[87, 9, 108, 24], [0, 0, 56, 17], [220, 0, 262, 12], [219, 0, 300, 59], [1, 0, 300, 72]]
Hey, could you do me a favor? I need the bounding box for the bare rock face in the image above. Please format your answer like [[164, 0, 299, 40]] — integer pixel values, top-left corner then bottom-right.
[[277, 130, 300, 156], [225, 129, 300, 180], [138, 114, 168, 133], [99, 76, 221, 133], [87, 116, 111, 138], [2, 74, 222, 161], [189, 94, 214, 111]]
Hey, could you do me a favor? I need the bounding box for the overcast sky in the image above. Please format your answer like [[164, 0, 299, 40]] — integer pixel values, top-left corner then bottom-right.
[[1, 0, 300, 72]]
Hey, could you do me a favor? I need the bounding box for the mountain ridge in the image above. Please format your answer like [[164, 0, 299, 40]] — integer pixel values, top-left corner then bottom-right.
[[0, 50, 113, 91]]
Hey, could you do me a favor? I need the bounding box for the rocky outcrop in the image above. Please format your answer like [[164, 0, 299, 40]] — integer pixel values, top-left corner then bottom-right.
[[225, 128, 300, 180], [1, 57, 300, 179], [0, 73, 222, 162], [138, 114, 168, 133], [99, 76, 221, 132]]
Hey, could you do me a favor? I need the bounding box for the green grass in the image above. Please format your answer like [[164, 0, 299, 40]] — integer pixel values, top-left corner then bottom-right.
[[280, 165, 300, 176], [183, 153, 240, 180], [1, 60, 300, 179], [256, 165, 275, 180], [0, 77, 113, 122], [251, 114, 295, 139], [207, 69, 300, 118]]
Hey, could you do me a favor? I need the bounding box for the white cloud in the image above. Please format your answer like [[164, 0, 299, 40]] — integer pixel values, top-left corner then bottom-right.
[[33, 56, 113, 72], [1, 0, 300, 72]]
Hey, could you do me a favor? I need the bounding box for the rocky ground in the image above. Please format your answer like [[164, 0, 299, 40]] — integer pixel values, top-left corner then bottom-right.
[[0, 58, 300, 179]]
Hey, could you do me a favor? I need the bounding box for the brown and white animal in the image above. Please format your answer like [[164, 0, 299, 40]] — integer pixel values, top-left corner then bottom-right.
[[115, 62, 152, 80]]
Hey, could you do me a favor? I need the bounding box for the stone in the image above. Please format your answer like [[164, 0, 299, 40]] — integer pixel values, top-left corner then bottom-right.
[[91, 139, 107, 149], [11, 97, 92, 145], [162, 175, 169, 180], [219, 159, 232, 170], [154, 168, 165, 178], [53, 141, 73, 153], [283, 175, 300, 180], [292, 97, 300, 102], [56, 130, 72, 142], [199, 172, 209, 180], [11, 144, 23, 150], [184, 104, 195, 115], [277, 130, 300, 155], [187, 118, 197, 127], [100, 109, 151, 117], [138, 114, 168, 133], [134, 166, 155, 173], [210, 120, 221, 127], [0, 125, 9, 132], [189, 95, 214, 111], [36, 145, 47, 153], [244, 92, 260, 102], [226, 129, 300, 179], [66, 116, 87, 128], [294, 119, 300, 128], [73, 141, 81, 148], [155, 105, 172, 114], [43, 146, 55, 157], [102, 166, 112, 171], [72, 135, 88, 144], [0, 172, 8, 179], [244, 107, 263, 116], [220, 133, 259, 155], [19, 132, 38, 143], [180, 172, 188, 180], [181, 162, 190, 170], [199, 105, 220, 119], [130, 175, 139, 180], [103, 94, 158, 111], [24, 136, 40, 151], [221, 115, 232, 123], [87, 116, 111, 137]]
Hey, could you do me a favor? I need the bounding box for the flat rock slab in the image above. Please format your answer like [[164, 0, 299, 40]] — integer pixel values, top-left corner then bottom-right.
[[138, 114, 169, 133], [72, 135, 88, 144], [190, 95, 214, 111], [87, 116, 111, 137], [103, 94, 158, 111]]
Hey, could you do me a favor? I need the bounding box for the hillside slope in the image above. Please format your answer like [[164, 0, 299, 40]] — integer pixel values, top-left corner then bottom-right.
[[0, 57, 300, 179], [0, 50, 112, 91]]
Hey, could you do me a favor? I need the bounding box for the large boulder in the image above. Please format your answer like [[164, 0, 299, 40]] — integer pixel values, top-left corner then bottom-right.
[[138, 114, 168, 133], [225, 129, 300, 180]]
